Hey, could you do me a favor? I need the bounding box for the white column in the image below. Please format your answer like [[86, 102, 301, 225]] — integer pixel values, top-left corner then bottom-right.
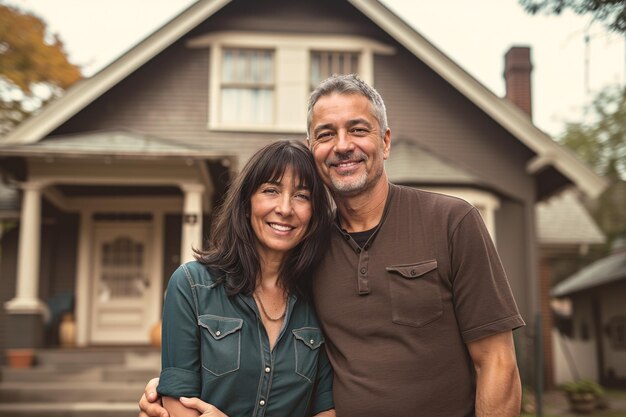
[[5, 182, 47, 314], [180, 184, 204, 263]]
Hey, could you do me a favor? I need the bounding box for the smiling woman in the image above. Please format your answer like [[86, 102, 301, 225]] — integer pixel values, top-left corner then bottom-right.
[[156, 140, 336, 417]]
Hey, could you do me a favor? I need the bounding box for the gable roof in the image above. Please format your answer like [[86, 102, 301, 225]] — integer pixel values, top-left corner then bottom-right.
[[0, 0, 606, 198]]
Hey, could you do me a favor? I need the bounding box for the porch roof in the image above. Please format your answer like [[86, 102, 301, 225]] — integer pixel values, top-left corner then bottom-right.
[[0, 130, 227, 160], [552, 249, 626, 297], [386, 140, 479, 185]]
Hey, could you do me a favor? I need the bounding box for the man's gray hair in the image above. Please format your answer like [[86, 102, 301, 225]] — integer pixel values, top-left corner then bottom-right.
[[307, 74, 388, 139]]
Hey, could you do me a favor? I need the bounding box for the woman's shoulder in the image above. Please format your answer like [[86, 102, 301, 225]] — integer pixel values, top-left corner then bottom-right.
[[171, 261, 220, 287]]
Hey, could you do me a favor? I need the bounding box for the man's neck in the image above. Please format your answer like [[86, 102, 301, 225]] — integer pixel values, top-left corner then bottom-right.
[[334, 178, 389, 233]]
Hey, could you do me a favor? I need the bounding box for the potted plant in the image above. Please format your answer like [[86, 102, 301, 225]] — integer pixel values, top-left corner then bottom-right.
[[561, 379, 604, 414]]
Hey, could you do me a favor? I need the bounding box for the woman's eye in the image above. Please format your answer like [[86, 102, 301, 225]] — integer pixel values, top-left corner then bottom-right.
[[262, 187, 278, 194], [295, 193, 310, 201]]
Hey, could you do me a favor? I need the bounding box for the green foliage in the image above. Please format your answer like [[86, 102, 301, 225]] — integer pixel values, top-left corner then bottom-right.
[[559, 87, 626, 251], [562, 379, 605, 397], [559, 86, 626, 181], [0, 3, 81, 135], [519, 0, 626, 33]]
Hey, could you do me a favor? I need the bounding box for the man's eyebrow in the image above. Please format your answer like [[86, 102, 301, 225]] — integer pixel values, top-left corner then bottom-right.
[[346, 118, 373, 129]]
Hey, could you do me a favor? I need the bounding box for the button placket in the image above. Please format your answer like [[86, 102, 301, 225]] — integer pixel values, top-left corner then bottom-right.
[[357, 250, 370, 294]]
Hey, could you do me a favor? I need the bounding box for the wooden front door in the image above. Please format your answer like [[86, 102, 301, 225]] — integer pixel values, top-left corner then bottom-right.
[[89, 222, 155, 344]]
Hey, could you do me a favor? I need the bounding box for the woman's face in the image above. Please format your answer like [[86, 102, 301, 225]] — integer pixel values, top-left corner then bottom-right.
[[250, 167, 313, 263]]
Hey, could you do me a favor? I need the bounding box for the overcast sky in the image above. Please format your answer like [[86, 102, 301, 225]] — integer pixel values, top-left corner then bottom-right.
[[6, 0, 625, 136]]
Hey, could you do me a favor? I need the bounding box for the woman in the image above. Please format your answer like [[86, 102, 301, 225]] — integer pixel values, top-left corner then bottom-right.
[[157, 140, 335, 417]]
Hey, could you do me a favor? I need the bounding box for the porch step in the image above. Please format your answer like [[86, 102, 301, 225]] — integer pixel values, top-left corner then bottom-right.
[[0, 382, 145, 402], [0, 348, 160, 417], [0, 402, 138, 417]]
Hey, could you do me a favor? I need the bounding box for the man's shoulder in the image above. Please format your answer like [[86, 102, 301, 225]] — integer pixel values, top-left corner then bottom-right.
[[391, 183, 475, 214]]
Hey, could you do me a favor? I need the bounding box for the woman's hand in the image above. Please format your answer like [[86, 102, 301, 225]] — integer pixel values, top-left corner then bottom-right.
[[179, 397, 228, 417]]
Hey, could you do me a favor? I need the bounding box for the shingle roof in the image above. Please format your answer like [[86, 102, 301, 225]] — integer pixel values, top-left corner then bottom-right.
[[552, 249, 626, 297], [386, 140, 479, 185], [0, 130, 224, 159], [536, 190, 605, 245]]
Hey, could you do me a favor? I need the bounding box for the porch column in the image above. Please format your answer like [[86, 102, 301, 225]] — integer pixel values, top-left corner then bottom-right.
[[4, 182, 47, 349], [180, 184, 204, 263]]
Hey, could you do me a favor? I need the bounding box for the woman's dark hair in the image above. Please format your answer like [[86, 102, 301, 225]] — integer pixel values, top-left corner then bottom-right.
[[195, 140, 331, 296]]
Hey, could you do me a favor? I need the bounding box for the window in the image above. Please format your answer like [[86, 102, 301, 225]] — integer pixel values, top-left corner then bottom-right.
[[220, 49, 274, 125], [188, 32, 394, 132], [310, 51, 359, 90]]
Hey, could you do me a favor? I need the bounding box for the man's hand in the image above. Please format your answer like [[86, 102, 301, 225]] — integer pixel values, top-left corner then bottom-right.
[[139, 378, 167, 417], [179, 397, 228, 417]]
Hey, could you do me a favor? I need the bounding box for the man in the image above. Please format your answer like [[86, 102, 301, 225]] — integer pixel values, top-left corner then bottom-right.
[[140, 74, 524, 417]]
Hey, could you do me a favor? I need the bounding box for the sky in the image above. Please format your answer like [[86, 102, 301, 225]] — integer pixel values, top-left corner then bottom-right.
[[5, 0, 625, 136]]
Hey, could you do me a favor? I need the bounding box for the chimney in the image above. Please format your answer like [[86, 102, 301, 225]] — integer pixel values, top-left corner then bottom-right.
[[504, 46, 533, 119]]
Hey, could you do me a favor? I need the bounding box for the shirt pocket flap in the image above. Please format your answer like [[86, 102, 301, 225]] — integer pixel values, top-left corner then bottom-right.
[[197, 315, 243, 340], [386, 259, 438, 279], [292, 328, 324, 350]]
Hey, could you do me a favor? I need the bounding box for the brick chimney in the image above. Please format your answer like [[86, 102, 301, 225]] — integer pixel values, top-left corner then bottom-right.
[[504, 46, 533, 119]]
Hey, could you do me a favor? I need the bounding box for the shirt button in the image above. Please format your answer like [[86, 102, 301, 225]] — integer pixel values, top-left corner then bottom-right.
[[360, 267, 367, 275], [410, 269, 417, 276], [259, 400, 266, 406], [215, 330, 221, 336], [265, 367, 271, 373], [344, 235, 350, 240], [356, 248, 361, 254], [309, 339, 315, 345]]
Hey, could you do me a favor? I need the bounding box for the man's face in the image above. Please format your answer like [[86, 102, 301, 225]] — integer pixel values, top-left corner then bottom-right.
[[308, 93, 390, 197]]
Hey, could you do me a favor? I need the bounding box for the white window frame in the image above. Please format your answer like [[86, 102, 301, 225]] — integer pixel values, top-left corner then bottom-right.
[[187, 31, 394, 133]]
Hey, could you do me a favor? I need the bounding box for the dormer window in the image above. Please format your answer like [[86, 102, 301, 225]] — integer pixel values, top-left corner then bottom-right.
[[187, 32, 394, 133]]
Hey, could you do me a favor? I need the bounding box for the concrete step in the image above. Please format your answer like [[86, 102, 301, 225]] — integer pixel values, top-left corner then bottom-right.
[[0, 382, 144, 403], [0, 402, 138, 417], [1, 364, 159, 383]]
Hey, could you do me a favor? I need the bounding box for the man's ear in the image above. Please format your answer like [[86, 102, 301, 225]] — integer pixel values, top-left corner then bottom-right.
[[383, 129, 391, 160]]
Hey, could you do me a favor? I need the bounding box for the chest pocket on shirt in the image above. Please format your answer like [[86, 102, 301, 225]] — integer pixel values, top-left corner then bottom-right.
[[386, 260, 443, 328], [198, 314, 243, 377], [292, 327, 324, 383]]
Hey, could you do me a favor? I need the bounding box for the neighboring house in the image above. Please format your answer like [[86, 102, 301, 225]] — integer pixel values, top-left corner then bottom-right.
[[536, 190, 606, 388], [0, 0, 606, 379], [551, 242, 626, 387]]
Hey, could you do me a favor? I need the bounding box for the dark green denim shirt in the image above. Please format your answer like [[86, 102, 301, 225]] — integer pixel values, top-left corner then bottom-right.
[[157, 261, 334, 417]]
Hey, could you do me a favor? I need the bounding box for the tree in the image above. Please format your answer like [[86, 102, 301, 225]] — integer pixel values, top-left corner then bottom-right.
[[0, 4, 81, 136], [519, 0, 626, 33], [558, 86, 626, 250]]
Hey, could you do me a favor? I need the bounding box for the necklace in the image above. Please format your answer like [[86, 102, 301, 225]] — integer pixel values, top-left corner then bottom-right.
[[254, 291, 286, 322]]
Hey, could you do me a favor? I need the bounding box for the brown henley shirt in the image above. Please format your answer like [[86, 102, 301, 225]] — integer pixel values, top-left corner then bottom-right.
[[312, 183, 525, 417]]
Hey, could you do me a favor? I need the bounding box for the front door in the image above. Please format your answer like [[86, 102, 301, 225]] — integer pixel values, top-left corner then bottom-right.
[[89, 222, 155, 344]]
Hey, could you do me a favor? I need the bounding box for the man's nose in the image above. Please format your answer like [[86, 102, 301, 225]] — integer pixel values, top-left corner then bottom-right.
[[334, 129, 354, 153]]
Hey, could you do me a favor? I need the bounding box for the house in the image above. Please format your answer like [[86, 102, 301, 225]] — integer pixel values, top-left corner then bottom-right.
[[0, 0, 606, 376], [551, 241, 626, 387]]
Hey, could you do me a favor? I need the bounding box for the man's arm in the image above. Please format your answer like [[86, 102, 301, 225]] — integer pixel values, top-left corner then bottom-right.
[[467, 330, 521, 417], [139, 378, 167, 417]]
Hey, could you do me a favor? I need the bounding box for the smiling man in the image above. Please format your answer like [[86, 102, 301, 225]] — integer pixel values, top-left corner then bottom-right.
[[139, 74, 524, 417]]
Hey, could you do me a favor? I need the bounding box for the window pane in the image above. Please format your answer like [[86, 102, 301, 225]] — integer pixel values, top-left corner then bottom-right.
[[310, 51, 359, 90], [221, 48, 274, 125]]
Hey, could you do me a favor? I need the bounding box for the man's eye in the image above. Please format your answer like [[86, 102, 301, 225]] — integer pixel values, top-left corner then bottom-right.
[[316, 132, 334, 141]]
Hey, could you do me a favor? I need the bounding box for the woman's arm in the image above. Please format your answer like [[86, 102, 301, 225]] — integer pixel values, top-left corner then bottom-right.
[[163, 397, 200, 417], [313, 410, 336, 417]]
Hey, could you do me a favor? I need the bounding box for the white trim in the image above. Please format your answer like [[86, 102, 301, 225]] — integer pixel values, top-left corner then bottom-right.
[[192, 31, 394, 133]]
